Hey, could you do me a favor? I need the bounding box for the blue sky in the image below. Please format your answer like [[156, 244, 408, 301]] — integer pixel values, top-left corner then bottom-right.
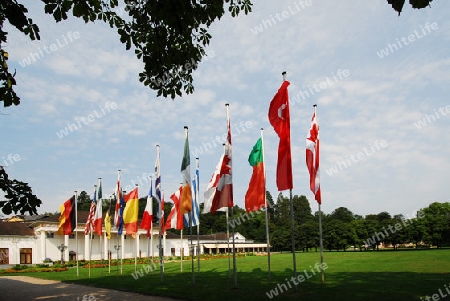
[[1, 1, 449, 218]]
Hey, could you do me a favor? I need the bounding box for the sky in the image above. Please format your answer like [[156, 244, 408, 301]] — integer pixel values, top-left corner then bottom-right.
[[1, 1, 449, 219]]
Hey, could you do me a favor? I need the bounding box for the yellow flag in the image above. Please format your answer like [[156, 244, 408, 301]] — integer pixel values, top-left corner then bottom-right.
[[105, 210, 111, 239]]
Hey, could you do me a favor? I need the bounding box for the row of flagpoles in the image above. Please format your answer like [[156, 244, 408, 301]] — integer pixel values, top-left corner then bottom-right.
[[55, 71, 324, 287]]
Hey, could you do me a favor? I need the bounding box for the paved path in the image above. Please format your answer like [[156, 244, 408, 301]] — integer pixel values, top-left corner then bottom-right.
[[0, 276, 181, 301]]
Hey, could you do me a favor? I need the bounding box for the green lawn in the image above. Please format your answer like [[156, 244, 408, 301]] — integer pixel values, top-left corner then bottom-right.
[[3, 249, 450, 301]]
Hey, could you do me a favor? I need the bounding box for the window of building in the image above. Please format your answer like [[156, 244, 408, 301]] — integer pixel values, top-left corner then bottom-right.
[[171, 248, 175, 256], [20, 248, 32, 264], [69, 234, 75, 239], [0, 248, 9, 264], [46, 232, 54, 238]]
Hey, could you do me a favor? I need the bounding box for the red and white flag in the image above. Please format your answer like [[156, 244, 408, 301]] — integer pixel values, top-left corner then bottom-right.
[[93, 179, 103, 236], [165, 186, 183, 230], [268, 80, 293, 191], [306, 109, 321, 204], [140, 178, 153, 237], [84, 186, 97, 235], [209, 106, 233, 214]]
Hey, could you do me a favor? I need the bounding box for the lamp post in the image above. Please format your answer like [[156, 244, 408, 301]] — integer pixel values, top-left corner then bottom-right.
[[57, 244, 67, 264], [114, 245, 121, 279]]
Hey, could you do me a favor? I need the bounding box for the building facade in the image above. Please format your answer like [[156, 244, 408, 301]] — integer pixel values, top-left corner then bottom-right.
[[0, 213, 268, 265]]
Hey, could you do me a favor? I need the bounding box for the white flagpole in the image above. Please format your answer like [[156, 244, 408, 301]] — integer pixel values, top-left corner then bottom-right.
[[75, 190, 79, 277], [196, 157, 200, 275], [180, 229, 183, 273], [261, 127, 271, 279], [149, 175, 154, 275], [155, 145, 164, 283], [226, 103, 237, 288], [88, 184, 97, 278]]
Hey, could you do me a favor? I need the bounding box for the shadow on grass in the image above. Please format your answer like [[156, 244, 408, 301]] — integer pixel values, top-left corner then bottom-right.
[[61, 267, 450, 301]]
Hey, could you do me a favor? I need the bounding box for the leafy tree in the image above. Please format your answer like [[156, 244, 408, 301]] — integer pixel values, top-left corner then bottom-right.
[[0, 166, 42, 215], [329, 207, 354, 223], [387, 0, 433, 15], [421, 202, 450, 248], [77, 190, 92, 211], [0, 0, 253, 107]]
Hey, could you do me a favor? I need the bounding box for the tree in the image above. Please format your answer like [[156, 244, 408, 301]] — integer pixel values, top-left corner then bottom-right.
[[0, 0, 253, 107], [0, 166, 42, 215], [387, 0, 433, 16], [1, 0, 436, 107], [77, 190, 92, 211]]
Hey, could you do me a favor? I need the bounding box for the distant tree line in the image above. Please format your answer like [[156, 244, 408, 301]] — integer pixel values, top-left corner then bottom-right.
[[74, 189, 450, 251]]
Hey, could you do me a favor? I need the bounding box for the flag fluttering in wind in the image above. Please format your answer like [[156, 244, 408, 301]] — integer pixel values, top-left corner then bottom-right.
[[140, 178, 153, 237], [105, 209, 111, 239], [209, 111, 233, 214], [268, 80, 293, 191], [155, 148, 163, 221], [244, 138, 266, 212], [93, 179, 103, 236], [180, 127, 192, 216], [114, 171, 125, 235], [202, 154, 225, 214], [57, 195, 76, 235], [123, 187, 139, 235], [306, 110, 321, 204], [185, 163, 200, 226], [84, 187, 97, 235], [165, 186, 183, 231]]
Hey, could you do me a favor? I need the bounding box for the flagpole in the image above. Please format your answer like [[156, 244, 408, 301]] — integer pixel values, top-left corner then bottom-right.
[[75, 190, 79, 277], [222, 143, 231, 280], [314, 104, 325, 283], [89, 184, 97, 278], [149, 176, 154, 275], [281, 71, 297, 291], [226, 103, 237, 289], [99, 178, 103, 278], [180, 229, 183, 273], [108, 196, 112, 274], [260, 128, 271, 279], [156, 145, 164, 283], [185, 126, 195, 284], [196, 157, 200, 275]]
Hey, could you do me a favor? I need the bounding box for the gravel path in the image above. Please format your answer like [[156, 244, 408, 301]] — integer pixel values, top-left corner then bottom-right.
[[0, 276, 181, 301]]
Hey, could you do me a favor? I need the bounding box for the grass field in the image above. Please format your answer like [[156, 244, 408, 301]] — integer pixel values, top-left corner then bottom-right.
[[3, 249, 450, 301]]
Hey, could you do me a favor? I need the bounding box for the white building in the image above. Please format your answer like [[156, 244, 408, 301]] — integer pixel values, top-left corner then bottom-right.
[[0, 213, 268, 265]]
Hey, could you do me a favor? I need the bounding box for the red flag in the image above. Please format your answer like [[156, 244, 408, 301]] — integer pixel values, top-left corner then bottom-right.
[[268, 80, 292, 191], [244, 138, 266, 212], [210, 110, 233, 214], [306, 110, 321, 204]]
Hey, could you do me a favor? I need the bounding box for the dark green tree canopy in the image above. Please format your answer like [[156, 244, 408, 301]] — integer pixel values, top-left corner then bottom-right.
[[0, 0, 252, 107], [0, 0, 436, 108]]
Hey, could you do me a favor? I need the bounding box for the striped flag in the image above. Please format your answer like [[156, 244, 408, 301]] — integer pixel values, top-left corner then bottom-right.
[[84, 186, 97, 235], [185, 160, 200, 226], [306, 109, 321, 204], [140, 178, 153, 237], [180, 127, 192, 216], [93, 178, 103, 236], [244, 138, 266, 212], [114, 171, 125, 235], [123, 187, 139, 235], [57, 195, 76, 235]]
